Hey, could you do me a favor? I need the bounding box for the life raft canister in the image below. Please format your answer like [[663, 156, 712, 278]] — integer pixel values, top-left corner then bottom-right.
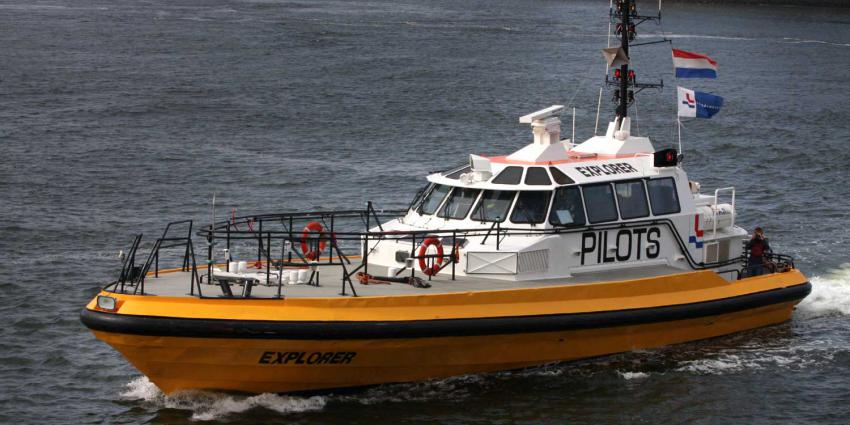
[[300, 221, 327, 260]]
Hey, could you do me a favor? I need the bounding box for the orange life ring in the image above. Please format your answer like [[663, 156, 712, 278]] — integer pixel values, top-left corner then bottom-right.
[[417, 237, 444, 276], [300, 221, 327, 260]]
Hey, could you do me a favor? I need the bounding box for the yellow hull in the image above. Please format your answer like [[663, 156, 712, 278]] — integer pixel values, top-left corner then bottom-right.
[[82, 269, 810, 394]]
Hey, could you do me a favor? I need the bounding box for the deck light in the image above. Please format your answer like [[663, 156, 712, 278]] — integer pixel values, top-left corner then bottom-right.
[[97, 295, 117, 312]]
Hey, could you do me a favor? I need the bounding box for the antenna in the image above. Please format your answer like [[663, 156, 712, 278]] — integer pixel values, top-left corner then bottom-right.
[[571, 107, 576, 144]]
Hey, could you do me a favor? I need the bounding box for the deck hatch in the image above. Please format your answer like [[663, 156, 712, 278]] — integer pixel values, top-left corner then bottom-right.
[[466, 252, 518, 274]]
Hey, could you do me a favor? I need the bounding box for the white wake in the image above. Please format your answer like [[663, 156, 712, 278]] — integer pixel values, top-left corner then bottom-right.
[[797, 263, 850, 318], [121, 377, 327, 421]]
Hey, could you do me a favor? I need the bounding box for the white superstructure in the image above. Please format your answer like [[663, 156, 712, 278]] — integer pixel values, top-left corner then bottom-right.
[[367, 107, 746, 282]]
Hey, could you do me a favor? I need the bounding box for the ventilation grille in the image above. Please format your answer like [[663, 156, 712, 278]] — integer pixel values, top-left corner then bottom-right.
[[517, 249, 549, 273]]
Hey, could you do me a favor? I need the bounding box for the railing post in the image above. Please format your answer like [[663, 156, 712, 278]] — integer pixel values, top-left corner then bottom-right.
[[258, 219, 263, 265], [184, 220, 193, 272], [207, 224, 213, 290], [452, 230, 456, 281], [363, 232, 369, 276], [330, 215, 335, 264], [226, 219, 231, 272], [496, 219, 501, 250], [154, 251, 159, 278], [365, 202, 371, 231], [410, 233, 416, 279], [280, 234, 286, 270], [266, 231, 271, 285], [288, 215, 294, 262]]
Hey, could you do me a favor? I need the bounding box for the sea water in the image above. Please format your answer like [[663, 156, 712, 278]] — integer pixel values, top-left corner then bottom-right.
[[1, 0, 850, 423]]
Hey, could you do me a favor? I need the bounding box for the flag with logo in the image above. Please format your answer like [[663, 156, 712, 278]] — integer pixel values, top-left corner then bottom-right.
[[677, 86, 723, 118], [672, 48, 718, 78]]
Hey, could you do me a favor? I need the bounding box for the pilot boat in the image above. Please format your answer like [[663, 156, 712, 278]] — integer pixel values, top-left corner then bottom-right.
[[81, 0, 810, 395]]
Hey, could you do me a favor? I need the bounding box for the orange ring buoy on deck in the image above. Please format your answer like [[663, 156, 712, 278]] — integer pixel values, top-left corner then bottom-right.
[[300, 221, 327, 260], [418, 237, 444, 276]]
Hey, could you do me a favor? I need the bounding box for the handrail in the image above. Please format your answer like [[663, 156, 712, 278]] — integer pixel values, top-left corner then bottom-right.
[[206, 212, 750, 271], [106, 206, 797, 298], [123, 220, 198, 296], [711, 187, 735, 237]]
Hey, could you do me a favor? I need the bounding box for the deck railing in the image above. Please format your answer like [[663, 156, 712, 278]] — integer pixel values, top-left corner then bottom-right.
[[103, 203, 797, 299]]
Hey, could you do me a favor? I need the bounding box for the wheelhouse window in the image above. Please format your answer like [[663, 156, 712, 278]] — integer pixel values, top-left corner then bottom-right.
[[582, 183, 619, 223], [492, 166, 524, 184], [615, 180, 649, 219], [510, 191, 551, 224], [471, 190, 516, 222], [524, 167, 551, 185], [549, 186, 585, 226], [549, 167, 574, 185], [418, 184, 451, 215], [408, 183, 433, 212], [647, 177, 681, 215], [439, 188, 481, 219]]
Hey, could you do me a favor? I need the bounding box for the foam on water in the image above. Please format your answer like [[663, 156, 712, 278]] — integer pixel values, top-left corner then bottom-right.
[[121, 377, 327, 421], [672, 345, 833, 376], [783, 37, 850, 48], [797, 263, 850, 318], [120, 373, 488, 420], [618, 371, 650, 380], [334, 373, 488, 405]]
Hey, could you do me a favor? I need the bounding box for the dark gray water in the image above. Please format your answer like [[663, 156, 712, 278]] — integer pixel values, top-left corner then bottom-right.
[[2, 0, 850, 423]]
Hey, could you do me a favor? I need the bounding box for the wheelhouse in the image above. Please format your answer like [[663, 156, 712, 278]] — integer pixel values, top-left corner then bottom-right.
[[404, 166, 684, 229]]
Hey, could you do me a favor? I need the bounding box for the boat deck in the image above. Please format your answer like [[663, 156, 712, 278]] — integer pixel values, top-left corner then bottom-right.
[[120, 262, 692, 299]]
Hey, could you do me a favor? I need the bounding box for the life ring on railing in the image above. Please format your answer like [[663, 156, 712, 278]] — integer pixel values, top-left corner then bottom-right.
[[300, 221, 327, 260], [417, 237, 444, 276]]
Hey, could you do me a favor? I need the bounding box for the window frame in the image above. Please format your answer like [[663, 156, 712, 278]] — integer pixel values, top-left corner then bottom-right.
[[408, 182, 434, 213], [438, 187, 482, 220], [581, 182, 620, 224], [492, 166, 525, 185], [417, 184, 452, 216], [509, 190, 552, 224], [614, 179, 650, 220], [646, 177, 682, 216], [548, 185, 587, 227], [470, 190, 518, 223], [549, 167, 575, 185], [524, 167, 552, 186]]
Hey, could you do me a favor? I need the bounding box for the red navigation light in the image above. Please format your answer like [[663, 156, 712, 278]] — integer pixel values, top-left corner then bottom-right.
[[614, 69, 621, 79], [653, 148, 679, 167], [628, 70, 635, 80]]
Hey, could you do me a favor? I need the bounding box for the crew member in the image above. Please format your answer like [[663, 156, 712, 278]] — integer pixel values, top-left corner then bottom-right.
[[746, 227, 772, 276]]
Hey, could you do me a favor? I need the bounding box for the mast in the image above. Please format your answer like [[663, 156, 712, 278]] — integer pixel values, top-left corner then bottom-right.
[[617, 0, 631, 119], [607, 0, 664, 123]]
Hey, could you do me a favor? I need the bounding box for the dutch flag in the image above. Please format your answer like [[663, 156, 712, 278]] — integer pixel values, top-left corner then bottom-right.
[[672, 48, 718, 79]]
